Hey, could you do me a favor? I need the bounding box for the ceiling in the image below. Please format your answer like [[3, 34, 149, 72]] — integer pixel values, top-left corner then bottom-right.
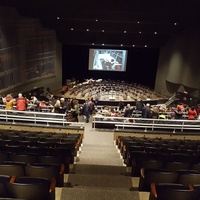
[[1, 0, 200, 48]]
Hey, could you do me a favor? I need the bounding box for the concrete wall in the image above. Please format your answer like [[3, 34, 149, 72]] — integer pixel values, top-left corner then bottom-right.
[[0, 5, 62, 97], [155, 26, 200, 97]]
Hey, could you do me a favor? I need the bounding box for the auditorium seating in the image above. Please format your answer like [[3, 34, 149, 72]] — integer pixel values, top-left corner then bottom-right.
[[0, 129, 83, 198], [149, 183, 195, 200], [6, 182, 52, 200]]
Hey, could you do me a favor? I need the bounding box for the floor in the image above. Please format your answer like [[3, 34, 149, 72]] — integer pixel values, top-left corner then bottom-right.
[[55, 121, 150, 200]]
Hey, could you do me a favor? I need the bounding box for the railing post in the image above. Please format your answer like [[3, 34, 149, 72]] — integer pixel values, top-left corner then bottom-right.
[[181, 121, 184, 132]]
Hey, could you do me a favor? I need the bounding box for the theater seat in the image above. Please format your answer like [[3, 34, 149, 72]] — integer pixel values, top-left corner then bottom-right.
[[25, 163, 64, 187], [138, 168, 178, 191], [14, 176, 56, 200], [149, 183, 195, 200], [6, 182, 51, 200]]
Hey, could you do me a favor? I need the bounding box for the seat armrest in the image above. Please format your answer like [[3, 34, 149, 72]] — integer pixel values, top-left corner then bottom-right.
[[49, 178, 56, 193], [151, 183, 157, 198], [10, 176, 16, 183], [140, 168, 145, 178], [60, 164, 65, 174]]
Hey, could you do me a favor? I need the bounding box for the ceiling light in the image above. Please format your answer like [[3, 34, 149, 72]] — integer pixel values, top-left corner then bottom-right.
[[120, 44, 123, 46], [87, 29, 89, 31], [95, 19, 98, 22], [174, 22, 177, 25], [102, 44, 104, 46], [154, 32, 157, 34], [102, 30, 104, 32], [57, 17, 60, 20], [132, 45, 135, 47], [71, 28, 73, 31], [145, 45, 147, 47], [137, 21, 140, 24], [92, 43, 94, 45], [124, 31, 126, 33], [139, 31, 142, 34]]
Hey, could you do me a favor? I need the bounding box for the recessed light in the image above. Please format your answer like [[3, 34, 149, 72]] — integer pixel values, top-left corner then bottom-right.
[[145, 45, 147, 47], [120, 44, 123, 46], [137, 21, 140, 24], [71, 28, 74, 31], [92, 43, 94, 45], [174, 22, 177, 25], [154, 32, 157, 34], [57, 17, 60, 20], [132, 45, 135, 47], [139, 31, 142, 34], [124, 31, 126, 33], [95, 19, 98, 22], [102, 30, 104, 32], [87, 29, 89, 31], [102, 44, 104, 46]]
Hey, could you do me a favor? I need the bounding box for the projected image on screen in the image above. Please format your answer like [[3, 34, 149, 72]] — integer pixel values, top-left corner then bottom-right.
[[89, 49, 128, 72]]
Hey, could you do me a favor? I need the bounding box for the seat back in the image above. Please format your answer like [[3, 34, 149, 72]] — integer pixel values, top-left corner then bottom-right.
[[6, 182, 49, 200], [25, 164, 59, 180], [0, 165, 25, 177], [157, 187, 195, 200], [139, 169, 178, 191]]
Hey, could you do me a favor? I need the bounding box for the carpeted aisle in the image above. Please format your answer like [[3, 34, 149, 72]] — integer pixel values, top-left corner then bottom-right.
[[61, 123, 141, 200]]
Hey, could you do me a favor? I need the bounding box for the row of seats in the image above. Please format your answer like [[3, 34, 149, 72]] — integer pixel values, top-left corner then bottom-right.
[[0, 175, 55, 200], [0, 130, 84, 200], [139, 168, 200, 191], [117, 136, 200, 168], [0, 162, 64, 187], [130, 156, 200, 176], [116, 136, 200, 200], [149, 183, 198, 200], [0, 131, 83, 166], [138, 168, 200, 200]]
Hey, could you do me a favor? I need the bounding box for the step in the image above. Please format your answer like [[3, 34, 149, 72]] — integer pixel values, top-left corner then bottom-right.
[[67, 173, 132, 189], [61, 186, 140, 200]]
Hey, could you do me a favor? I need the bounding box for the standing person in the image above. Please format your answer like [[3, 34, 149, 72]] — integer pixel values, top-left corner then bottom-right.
[[124, 104, 133, 117], [15, 93, 28, 111], [118, 101, 125, 111], [188, 106, 197, 120], [135, 100, 144, 112], [59, 98, 67, 114], [142, 103, 152, 118], [72, 100, 80, 122], [3, 94, 15, 110], [83, 100, 91, 123], [53, 99, 61, 113]]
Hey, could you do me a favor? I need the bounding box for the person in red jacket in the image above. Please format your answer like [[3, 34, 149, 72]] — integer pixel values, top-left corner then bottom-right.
[[188, 106, 197, 120], [15, 93, 28, 111]]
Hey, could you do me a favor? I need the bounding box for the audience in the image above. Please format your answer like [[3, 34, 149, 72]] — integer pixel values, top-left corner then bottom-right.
[[124, 104, 134, 117], [3, 94, 15, 110], [0, 80, 199, 124], [188, 106, 197, 120], [142, 103, 152, 118], [15, 93, 28, 111]]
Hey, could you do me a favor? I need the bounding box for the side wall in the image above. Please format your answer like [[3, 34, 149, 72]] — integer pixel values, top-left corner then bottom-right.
[[0, 5, 62, 97], [155, 26, 200, 98]]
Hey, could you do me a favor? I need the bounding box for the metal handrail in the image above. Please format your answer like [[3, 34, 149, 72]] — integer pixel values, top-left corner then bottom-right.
[[0, 109, 84, 127], [92, 115, 200, 133]]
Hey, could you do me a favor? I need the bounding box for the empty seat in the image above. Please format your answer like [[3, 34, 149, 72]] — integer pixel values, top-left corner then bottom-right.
[[0, 164, 25, 177], [25, 163, 64, 187], [10, 154, 38, 165], [6, 182, 51, 200], [164, 162, 191, 172], [177, 172, 200, 185], [15, 176, 56, 200], [149, 183, 195, 200], [138, 168, 178, 191], [0, 175, 13, 198]]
